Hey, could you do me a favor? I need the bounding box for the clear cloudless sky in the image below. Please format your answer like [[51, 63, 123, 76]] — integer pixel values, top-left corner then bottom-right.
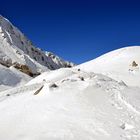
[[1, 0, 140, 64]]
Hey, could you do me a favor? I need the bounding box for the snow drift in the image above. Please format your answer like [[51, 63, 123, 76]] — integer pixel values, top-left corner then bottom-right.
[[0, 67, 140, 140], [78, 46, 140, 87]]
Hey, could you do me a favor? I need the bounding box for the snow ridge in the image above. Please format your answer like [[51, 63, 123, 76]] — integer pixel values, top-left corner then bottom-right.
[[0, 68, 140, 139]]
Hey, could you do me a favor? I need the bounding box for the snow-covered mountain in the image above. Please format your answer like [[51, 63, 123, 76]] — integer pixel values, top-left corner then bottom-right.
[[0, 28, 140, 140], [0, 15, 74, 77], [79, 46, 140, 87]]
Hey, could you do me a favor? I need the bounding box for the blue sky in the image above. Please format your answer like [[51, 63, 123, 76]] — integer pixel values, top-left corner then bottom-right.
[[1, 0, 140, 64]]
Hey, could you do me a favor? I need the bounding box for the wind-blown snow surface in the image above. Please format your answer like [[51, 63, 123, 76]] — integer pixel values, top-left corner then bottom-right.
[[0, 68, 140, 140], [0, 64, 31, 91], [78, 46, 140, 87]]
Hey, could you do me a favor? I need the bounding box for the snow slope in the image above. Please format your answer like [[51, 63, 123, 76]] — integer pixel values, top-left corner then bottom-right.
[[0, 68, 140, 140], [0, 15, 74, 75], [78, 46, 140, 87], [0, 64, 31, 91]]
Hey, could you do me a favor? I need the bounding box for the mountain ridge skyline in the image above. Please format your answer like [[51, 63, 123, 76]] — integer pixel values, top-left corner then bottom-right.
[[1, 0, 140, 64]]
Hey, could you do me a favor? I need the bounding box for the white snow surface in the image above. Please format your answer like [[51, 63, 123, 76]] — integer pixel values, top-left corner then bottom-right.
[[0, 67, 140, 140], [78, 46, 140, 87], [0, 64, 31, 91]]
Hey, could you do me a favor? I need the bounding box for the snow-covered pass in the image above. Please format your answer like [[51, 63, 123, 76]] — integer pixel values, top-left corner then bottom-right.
[[0, 15, 140, 140]]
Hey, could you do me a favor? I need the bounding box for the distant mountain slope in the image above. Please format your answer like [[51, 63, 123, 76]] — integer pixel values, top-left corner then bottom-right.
[[78, 46, 140, 87], [0, 15, 74, 77]]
